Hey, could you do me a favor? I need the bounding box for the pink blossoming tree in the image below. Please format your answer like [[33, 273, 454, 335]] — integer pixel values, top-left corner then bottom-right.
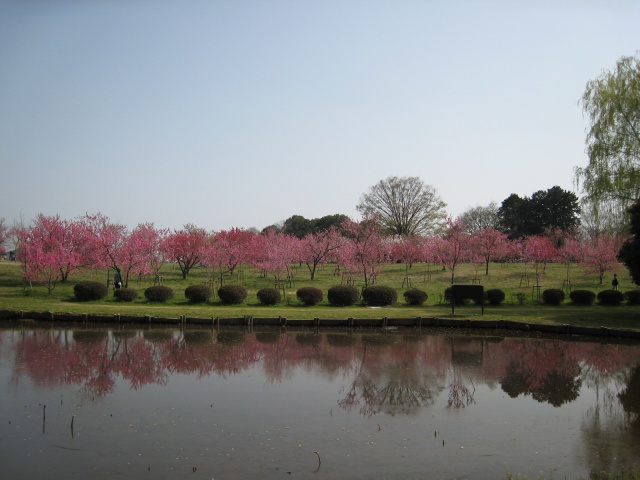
[[581, 234, 622, 284], [338, 217, 385, 287], [522, 235, 558, 285], [83, 213, 127, 273], [299, 227, 345, 280], [118, 223, 165, 287], [162, 224, 208, 280], [435, 218, 471, 284], [14, 215, 87, 293], [470, 228, 509, 275], [251, 230, 300, 283], [206, 228, 255, 283], [558, 236, 584, 288]]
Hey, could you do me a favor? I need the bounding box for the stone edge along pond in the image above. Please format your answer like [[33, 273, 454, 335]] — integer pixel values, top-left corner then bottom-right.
[[2, 308, 640, 340]]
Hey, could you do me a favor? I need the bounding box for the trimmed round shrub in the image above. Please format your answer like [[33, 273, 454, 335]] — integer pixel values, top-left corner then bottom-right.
[[114, 287, 138, 302], [183, 330, 212, 345], [296, 286, 323, 306], [598, 289, 624, 306], [485, 289, 505, 306], [185, 284, 212, 304], [624, 289, 640, 305], [444, 287, 470, 305], [542, 288, 565, 306], [73, 330, 108, 343], [256, 332, 282, 344], [362, 285, 397, 306], [569, 289, 596, 306], [403, 288, 428, 306], [144, 285, 174, 303], [74, 281, 108, 301], [327, 285, 360, 306], [144, 330, 174, 343], [217, 285, 248, 305], [257, 287, 282, 305], [217, 331, 246, 345], [295, 333, 322, 345]]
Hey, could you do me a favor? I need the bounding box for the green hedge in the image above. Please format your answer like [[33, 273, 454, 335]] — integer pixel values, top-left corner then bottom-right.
[[403, 288, 428, 305], [74, 281, 108, 301], [114, 287, 138, 302], [598, 289, 624, 306], [569, 289, 596, 305], [185, 284, 212, 304], [257, 287, 282, 305], [327, 285, 360, 306], [625, 289, 640, 305], [362, 285, 397, 306], [218, 285, 248, 305], [485, 289, 505, 306], [296, 287, 324, 306], [144, 286, 174, 303], [542, 289, 565, 306]]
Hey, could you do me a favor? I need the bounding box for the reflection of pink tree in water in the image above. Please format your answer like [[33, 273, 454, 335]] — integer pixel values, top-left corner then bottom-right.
[[15, 330, 170, 396], [499, 340, 582, 407], [112, 339, 168, 390], [13, 327, 640, 426]]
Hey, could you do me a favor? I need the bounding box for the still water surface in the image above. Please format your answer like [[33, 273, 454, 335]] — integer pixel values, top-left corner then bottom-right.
[[0, 324, 639, 479]]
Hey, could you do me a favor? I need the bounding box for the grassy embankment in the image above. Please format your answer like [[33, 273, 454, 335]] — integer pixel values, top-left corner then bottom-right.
[[0, 260, 639, 330]]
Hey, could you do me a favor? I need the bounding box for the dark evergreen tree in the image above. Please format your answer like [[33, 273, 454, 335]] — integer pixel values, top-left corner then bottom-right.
[[314, 214, 348, 232], [270, 213, 349, 238], [498, 186, 580, 239], [497, 194, 529, 239], [618, 199, 640, 284], [282, 215, 314, 239]]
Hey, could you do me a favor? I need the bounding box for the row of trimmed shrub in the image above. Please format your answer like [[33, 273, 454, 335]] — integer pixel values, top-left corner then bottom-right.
[[72, 281, 640, 307], [444, 285, 639, 306], [444, 287, 506, 306], [73, 282, 421, 306], [542, 288, 637, 306]]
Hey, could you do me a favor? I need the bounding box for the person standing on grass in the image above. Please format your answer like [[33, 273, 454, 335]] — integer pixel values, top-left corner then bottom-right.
[[114, 268, 123, 289], [612, 274, 619, 291]]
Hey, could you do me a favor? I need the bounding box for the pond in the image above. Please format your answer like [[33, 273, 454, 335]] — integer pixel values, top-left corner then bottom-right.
[[0, 323, 639, 479]]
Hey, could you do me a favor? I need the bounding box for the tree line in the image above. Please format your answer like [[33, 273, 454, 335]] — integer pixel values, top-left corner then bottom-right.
[[1, 211, 623, 295]]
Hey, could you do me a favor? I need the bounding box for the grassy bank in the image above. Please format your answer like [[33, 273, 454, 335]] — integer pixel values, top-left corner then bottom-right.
[[1, 260, 639, 331], [507, 465, 640, 480]]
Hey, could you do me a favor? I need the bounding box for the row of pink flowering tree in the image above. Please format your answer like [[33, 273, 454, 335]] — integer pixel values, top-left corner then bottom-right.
[[9, 213, 625, 294]]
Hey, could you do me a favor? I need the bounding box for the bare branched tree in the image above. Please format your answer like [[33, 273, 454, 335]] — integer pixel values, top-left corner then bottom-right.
[[356, 176, 447, 236]]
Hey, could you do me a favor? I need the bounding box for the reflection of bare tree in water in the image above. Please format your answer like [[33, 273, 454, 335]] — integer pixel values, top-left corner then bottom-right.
[[338, 343, 441, 417], [447, 339, 478, 408], [447, 373, 476, 408], [339, 372, 438, 417]]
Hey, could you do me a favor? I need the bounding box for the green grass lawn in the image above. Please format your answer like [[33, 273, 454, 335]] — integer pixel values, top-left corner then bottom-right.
[[1, 260, 639, 331]]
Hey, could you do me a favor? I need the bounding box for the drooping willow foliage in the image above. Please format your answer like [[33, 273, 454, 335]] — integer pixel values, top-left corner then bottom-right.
[[575, 53, 640, 231]]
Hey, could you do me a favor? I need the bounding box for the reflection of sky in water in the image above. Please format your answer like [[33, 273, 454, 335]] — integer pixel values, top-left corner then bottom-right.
[[0, 327, 639, 479]]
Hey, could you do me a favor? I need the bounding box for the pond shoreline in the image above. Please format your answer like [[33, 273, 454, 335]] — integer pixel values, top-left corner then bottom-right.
[[2, 308, 639, 340]]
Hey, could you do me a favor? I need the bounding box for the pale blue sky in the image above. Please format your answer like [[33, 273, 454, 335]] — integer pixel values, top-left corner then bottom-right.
[[1, 1, 638, 231]]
